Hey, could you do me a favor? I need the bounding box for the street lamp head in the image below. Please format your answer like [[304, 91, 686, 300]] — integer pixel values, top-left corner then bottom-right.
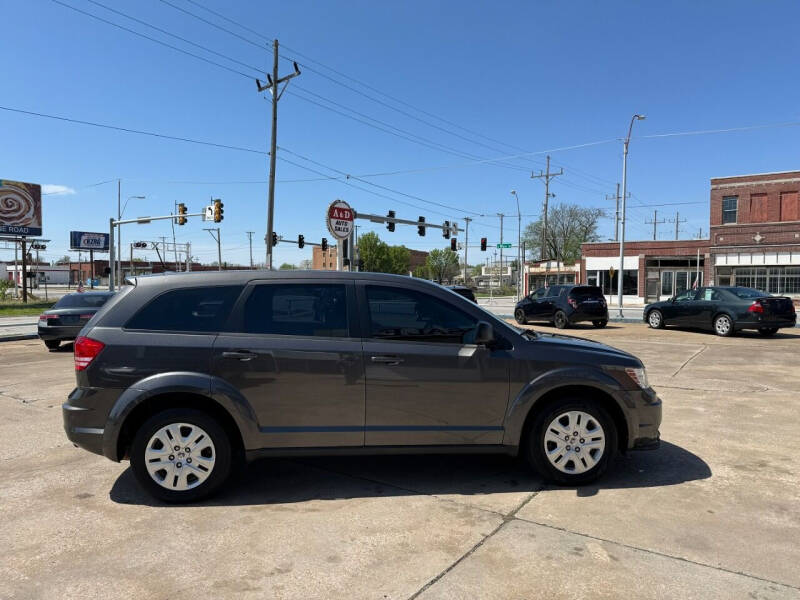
[[635, 114, 646, 120], [510, 190, 517, 196]]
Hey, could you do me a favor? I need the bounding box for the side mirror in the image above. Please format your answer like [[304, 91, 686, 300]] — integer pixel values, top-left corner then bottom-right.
[[670, 295, 676, 303], [474, 321, 494, 346]]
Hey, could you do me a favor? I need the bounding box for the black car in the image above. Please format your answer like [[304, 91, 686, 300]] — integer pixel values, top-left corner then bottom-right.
[[515, 285, 609, 329], [38, 292, 114, 350], [644, 286, 796, 337], [63, 271, 660, 502], [446, 285, 477, 303]]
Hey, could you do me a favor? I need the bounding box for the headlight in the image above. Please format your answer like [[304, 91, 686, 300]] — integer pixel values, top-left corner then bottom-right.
[[625, 367, 649, 389]]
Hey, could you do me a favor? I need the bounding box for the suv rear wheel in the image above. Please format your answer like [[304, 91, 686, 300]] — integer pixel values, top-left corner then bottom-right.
[[553, 310, 568, 329], [130, 408, 232, 502], [525, 397, 617, 485]]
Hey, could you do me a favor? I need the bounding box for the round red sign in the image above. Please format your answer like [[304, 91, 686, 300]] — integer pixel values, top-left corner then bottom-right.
[[326, 200, 354, 240]]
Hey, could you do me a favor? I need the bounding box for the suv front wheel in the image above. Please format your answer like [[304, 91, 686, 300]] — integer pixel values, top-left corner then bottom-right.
[[526, 398, 617, 485], [130, 408, 232, 502]]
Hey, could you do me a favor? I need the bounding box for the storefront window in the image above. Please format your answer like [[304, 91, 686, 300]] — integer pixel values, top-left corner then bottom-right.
[[784, 268, 800, 294], [661, 271, 673, 296]]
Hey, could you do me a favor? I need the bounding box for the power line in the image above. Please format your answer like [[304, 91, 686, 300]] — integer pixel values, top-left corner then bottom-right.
[[0, 105, 267, 154]]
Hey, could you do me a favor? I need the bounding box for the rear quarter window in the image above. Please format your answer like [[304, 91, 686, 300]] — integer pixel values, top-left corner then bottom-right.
[[125, 286, 243, 332]]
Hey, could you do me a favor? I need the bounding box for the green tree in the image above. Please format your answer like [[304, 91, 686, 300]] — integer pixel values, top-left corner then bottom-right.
[[279, 263, 296, 270], [426, 248, 460, 283], [413, 264, 430, 279], [523, 203, 603, 264], [358, 232, 410, 274]]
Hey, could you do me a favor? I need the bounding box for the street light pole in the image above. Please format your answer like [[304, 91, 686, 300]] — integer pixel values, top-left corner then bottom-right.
[[511, 191, 522, 301], [617, 114, 646, 317], [118, 191, 145, 287]]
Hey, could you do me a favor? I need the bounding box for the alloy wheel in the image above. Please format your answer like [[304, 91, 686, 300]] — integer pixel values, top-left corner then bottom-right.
[[648, 311, 662, 328], [144, 422, 216, 491], [543, 410, 605, 474], [715, 315, 732, 336]]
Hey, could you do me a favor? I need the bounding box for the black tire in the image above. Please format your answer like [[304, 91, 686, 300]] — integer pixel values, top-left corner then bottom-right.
[[592, 320, 608, 328], [525, 397, 617, 486], [647, 309, 664, 329], [130, 408, 232, 503], [554, 310, 568, 329], [758, 327, 778, 336], [713, 314, 734, 337], [514, 308, 527, 325], [44, 340, 60, 350]]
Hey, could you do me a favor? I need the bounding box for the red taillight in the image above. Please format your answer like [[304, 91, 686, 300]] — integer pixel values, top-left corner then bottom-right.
[[39, 314, 58, 321], [74, 336, 105, 371], [567, 297, 578, 308], [79, 314, 94, 320], [748, 301, 764, 314]]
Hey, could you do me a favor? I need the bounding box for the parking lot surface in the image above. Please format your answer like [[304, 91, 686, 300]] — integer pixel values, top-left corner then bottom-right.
[[1, 324, 799, 599]]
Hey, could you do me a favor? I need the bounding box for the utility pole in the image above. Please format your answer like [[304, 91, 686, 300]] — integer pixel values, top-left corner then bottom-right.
[[256, 40, 301, 270], [669, 211, 687, 240], [204, 228, 222, 271], [171, 203, 179, 270], [531, 155, 563, 260], [497, 213, 505, 288], [463, 217, 471, 284], [617, 114, 646, 317], [117, 179, 121, 287], [246, 231, 254, 269], [21, 237, 28, 303], [645, 210, 666, 240], [607, 183, 620, 241]]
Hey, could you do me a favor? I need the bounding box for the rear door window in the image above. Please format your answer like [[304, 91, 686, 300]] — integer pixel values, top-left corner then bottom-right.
[[241, 283, 349, 337], [126, 286, 243, 332]]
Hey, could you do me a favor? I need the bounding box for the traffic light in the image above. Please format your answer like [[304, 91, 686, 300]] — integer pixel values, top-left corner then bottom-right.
[[213, 199, 224, 223], [480, 237, 487, 251], [176, 202, 187, 225], [443, 221, 450, 239], [321, 237, 328, 252], [386, 210, 395, 232], [134, 241, 148, 249], [417, 216, 425, 236], [357, 258, 364, 271], [450, 238, 457, 251], [271, 232, 278, 247], [298, 234, 305, 249]]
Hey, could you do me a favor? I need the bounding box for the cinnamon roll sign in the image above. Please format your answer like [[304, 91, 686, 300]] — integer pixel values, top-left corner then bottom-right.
[[0, 180, 42, 236]]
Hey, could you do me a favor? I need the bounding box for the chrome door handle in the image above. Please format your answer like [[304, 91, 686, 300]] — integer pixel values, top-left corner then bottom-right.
[[221, 350, 257, 361], [370, 355, 404, 365]]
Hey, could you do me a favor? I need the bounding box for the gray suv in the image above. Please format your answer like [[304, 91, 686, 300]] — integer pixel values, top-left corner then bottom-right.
[[63, 271, 661, 502]]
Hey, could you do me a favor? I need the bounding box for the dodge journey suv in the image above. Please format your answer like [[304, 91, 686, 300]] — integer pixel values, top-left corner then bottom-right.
[[64, 271, 661, 502]]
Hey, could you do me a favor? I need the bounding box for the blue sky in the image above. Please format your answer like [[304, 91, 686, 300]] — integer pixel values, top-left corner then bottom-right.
[[3, 0, 800, 267]]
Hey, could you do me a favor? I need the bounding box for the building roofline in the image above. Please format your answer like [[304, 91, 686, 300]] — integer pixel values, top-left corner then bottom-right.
[[710, 170, 800, 181]]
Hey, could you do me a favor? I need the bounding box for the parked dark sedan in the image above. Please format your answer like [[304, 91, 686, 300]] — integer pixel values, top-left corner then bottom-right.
[[446, 285, 477, 303], [515, 285, 608, 329], [644, 286, 796, 337], [38, 291, 114, 350]]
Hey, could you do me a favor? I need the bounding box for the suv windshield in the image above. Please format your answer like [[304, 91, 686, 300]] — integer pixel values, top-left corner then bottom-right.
[[54, 293, 112, 308]]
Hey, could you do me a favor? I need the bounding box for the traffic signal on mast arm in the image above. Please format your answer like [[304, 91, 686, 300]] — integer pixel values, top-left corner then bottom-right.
[[321, 238, 328, 252], [176, 203, 187, 225], [417, 216, 425, 236], [480, 237, 487, 251], [271, 233, 279, 247], [443, 221, 450, 239], [386, 210, 395, 232], [298, 234, 305, 249], [450, 238, 457, 252], [213, 199, 224, 223]]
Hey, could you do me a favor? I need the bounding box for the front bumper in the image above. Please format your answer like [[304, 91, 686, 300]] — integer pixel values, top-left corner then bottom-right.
[[627, 387, 662, 451]]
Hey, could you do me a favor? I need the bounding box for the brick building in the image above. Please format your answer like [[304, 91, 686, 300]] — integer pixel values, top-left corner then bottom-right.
[[580, 169, 800, 303], [709, 171, 800, 294], [312, 245, 338, 270]]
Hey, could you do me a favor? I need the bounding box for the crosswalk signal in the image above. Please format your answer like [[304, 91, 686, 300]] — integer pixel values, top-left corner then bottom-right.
[[271, 233, 278, 247], [321, 237, 328, 252], [176, 202, 187, 225], [417, 216, 425, 236], [480, 237, 487, 251], [450, 238, 457, 252], [386, 210, 395, 232], [213, 199, 224, 223], [298, 234, 305, 249], [443, 221, 450, 239]]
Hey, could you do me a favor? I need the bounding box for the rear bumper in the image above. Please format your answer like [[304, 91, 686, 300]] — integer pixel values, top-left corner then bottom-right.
[[63, 387, 120, 459], [38, 324, 82, 341], [735, 317, 796, 330], [568, 309, 608, 323]]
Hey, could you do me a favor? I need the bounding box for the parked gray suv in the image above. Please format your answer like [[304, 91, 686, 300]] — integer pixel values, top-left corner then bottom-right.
[[63, 271, 661, 502]]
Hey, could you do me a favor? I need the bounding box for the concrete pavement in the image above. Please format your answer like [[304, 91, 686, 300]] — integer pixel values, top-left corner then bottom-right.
[[0, 316, 38, 341], [1, 325, 799, 599]]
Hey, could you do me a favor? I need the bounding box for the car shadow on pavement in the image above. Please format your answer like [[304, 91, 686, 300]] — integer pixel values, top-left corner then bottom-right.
[[657, 327, 797, 339], [109, 440, 710, 507]]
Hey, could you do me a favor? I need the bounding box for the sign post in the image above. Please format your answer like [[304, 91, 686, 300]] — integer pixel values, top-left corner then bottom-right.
[[326, 200, 354, 271]]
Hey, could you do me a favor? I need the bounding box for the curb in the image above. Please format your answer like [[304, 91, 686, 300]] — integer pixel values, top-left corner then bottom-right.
[[0, 334, 38, 342]]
